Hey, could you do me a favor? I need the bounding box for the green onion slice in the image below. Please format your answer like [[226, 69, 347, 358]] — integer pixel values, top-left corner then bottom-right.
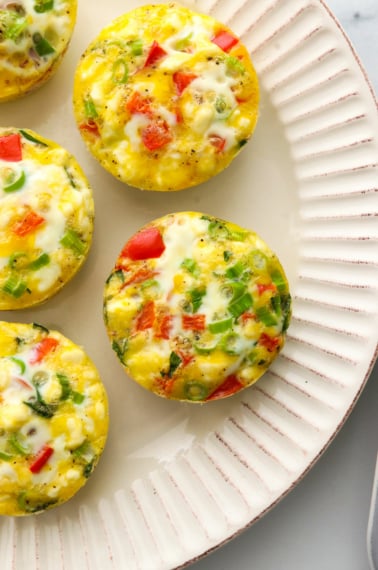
[[10, 356, 26, 374], [60, 229, 86, 255], [28, 253, 50, 270], [228, 292, 253, 318], [2, 274, 27, 298], [208, 317, 233, 334], [255, 306, 277, 327], [128, 38, 143, 55], [32, 32, 55, 56], [3, 170, 26, 193], [112, 58, 129, 84], [19, 129, 48, 147], [34, 0, 54, 13], [184, 381, 208, 401]]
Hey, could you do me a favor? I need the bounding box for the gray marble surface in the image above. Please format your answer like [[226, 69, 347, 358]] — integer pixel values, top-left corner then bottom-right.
[[190, 1, 378, 569]]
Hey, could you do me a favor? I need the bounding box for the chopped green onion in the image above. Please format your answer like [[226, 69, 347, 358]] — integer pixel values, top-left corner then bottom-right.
[[228, 292, 253, 318], [208, 219, 229, 239], [0, 451, 12, 461], [228, 229, 248, 241], [141, 278, 158, 290], [225, 261, 245, 279], [222, 281, 246, 302], [24, 385, 56, 418], [60, 229, 86, 255], [72, 391, 85, 405], [167, 351, 182, 378], [72, 440, 94, 461], [112, 58, 129, 84], [84, 96, 98, 119], [112, 339, 127, 363], [194, 338, 218, 354], [226, 55, 245, 74], [3, 14, 27, 40], [223, 250, 232, 262], [189, 287, 206, 313], [57, 373, 71, 400], [32, 322, 49, 334], [175, 33, 192, 51], [3, 170, 26, 193], [20, 129, 49, 147], [271, 270, 288, 293], [24, 397, 56, 418], [128, 38, 143, 55], [208, 317, 233, 334], [34, 0, 54, 13], [64, 166, 77, 188], [10, 356, 26, 374], [255, 306, 277, 327], [219, 332, 243, 355], [32, 32, 55, 56], [8, 433, 29, 456], [270, 295, 281, 316], [184, 381, 208, 401], [28, 253, 50, 270], [181, 258, 199, 275], [2, 274, 28, 298]]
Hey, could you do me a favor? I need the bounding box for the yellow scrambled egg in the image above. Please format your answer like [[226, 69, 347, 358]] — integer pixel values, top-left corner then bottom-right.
[[0, 321, 108, 516], [0, 0, 77, 102], [73, 3, 259, 191], [104, 212, 291, 402], [0, 127, 94, 310]]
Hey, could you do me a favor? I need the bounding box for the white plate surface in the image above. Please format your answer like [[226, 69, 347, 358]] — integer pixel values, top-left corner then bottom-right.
[[0, 1, 378, 568]]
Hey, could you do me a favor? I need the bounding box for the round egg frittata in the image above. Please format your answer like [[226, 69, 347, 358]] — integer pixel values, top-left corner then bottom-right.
[[0, 0, 77, 102], [103, 212, 291, 402], [0, 321, 108, 516], [0, 127, 94, 310], [73, 3, 259, 192]]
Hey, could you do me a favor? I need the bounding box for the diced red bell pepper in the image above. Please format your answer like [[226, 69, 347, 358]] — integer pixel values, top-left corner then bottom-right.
[[211, 30, 239, 52], [206, 374, 243, 401], [122, 226, 165, 261], [257, 283, 276, 295], [155, 313, 172, 340], [123, 267, 158, 287], [12, 210, 45, 237], [177, 350, 194, 367], [259, 332, 280, 352], [141, 120, 172, 151], [182, 314, 206, 331], [126, 91, 153, 117], [144, 40, 167, 67], [135, 300, 155, 331], [29, 337, 59, 364], [173, 71, 197, 95], [29, 444, 54, 473], [79, 120, 99, 136], [209, 134, 226, 153], [0, 133, 22, 162]]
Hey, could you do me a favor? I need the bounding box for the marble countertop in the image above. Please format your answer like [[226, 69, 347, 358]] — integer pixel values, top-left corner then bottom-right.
[[191, 1, 378, 569]]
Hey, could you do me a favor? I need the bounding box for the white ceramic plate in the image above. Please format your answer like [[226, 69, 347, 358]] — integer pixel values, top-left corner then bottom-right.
[[0, 1, 377, 568]]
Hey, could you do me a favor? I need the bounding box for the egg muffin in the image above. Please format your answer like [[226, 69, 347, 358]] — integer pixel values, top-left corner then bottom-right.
[[73, 3, 259, 191], [103, 212, 291, 402], [0, 0, 77, 102], [0, 321, 108, 516], [0, 127, 94, 310]]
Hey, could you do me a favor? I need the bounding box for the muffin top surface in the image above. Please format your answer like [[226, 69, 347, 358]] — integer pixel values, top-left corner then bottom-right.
[[0, 321, 108, 516], [104, 212, 291, 402], [0, 0, 77, 101], [73, 3, 259, 191], [0, 127, 94, 310]]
